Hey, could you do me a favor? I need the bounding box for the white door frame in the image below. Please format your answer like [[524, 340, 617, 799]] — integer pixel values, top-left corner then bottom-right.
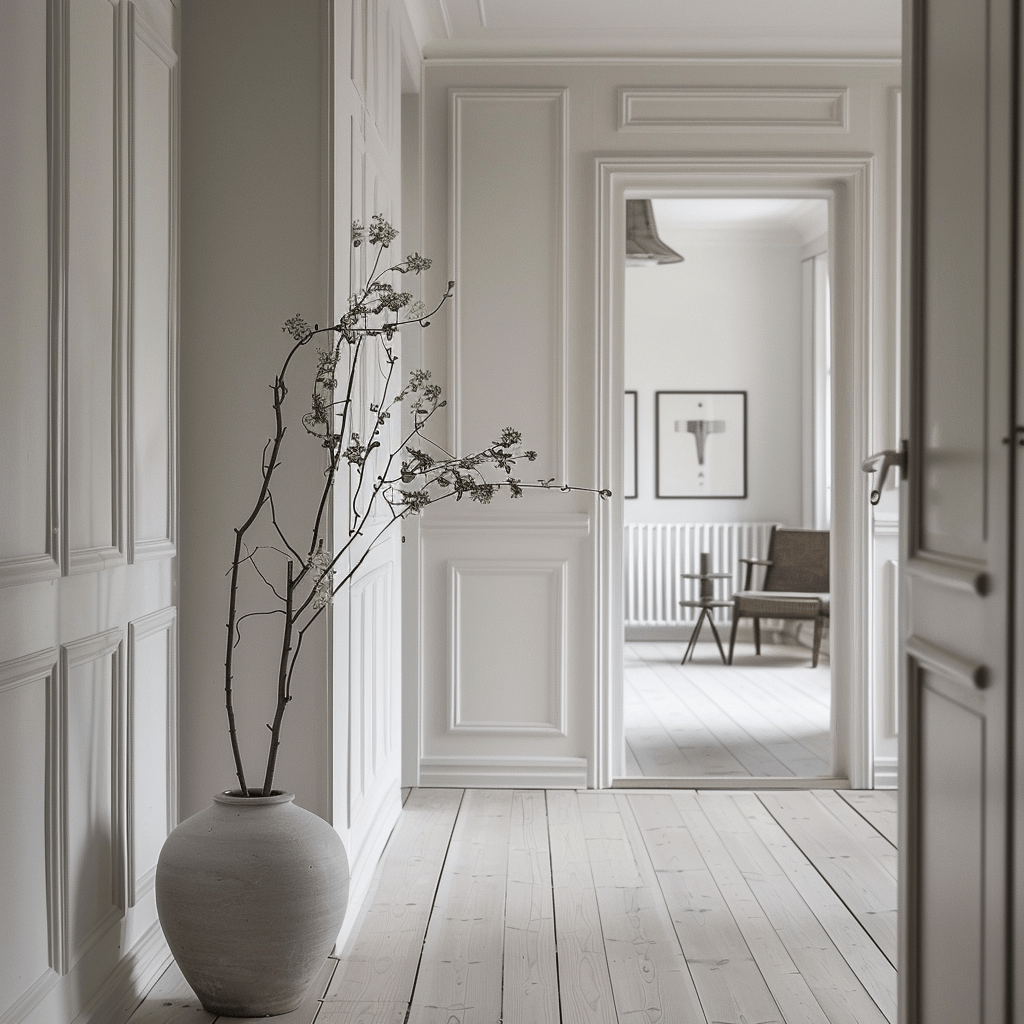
[[593, 155, 875, 789]]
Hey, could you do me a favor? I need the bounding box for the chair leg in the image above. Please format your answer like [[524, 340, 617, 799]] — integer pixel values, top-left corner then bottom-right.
[[727, 610, 740, 665], [753, 617, 761, 656], [811, 616, 824, 668], [706, 614, 727, 665]]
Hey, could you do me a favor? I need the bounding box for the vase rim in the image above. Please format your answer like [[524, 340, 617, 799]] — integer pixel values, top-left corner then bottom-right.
[[213, 790, 295, 806]]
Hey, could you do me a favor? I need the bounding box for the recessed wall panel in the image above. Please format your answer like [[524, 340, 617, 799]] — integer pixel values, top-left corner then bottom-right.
[[0, 654, 55, 1014], [449, 561, 566, 733], [128, 610, 173, 903], [0, 2, 54, 581], [67, 0, 119, 566], [450, 89, 565, 477], [131, 26, 174, 556], [63, 632, 121, 967]]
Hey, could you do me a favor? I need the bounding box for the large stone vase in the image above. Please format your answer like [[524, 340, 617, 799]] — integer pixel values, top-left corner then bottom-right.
[[155, 791, 349, 1017]]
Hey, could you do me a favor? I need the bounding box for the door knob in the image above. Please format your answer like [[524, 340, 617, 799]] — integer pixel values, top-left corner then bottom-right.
[[862, 441, 908, 505]]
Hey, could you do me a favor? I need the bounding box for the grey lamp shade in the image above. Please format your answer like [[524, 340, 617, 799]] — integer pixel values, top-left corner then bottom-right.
[[625, 199, 684, 266]]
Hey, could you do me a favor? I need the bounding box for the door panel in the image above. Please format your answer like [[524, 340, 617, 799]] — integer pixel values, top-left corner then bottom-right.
[[902, 0, 1015, 1019]]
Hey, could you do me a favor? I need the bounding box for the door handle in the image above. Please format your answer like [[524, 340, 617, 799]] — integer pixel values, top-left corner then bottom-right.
[[862, 441, 908, 505]]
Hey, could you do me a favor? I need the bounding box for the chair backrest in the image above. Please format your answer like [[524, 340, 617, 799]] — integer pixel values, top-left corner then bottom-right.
[[763, 527, 829, 593]]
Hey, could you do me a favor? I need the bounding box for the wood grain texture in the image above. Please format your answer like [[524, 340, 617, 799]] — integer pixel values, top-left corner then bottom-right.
[[580, 792, 706, 1024], [837, 789, 898, 846], [407, 789, 512, 1024], [624, 640, 833, 779], [326, 789, 464, 1009], [757, 792, 897, 962], [122, 962, 216, 1024], [503, 790, 559, 1024], [128, 787, 899, 1024], [629, 793, 784, 1024], [546, 790, 619, 1024], [697, 792, 891, 1024], [734, 793, 897, 1022]]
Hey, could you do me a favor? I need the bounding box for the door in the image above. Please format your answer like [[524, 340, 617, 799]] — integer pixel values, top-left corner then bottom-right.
[[900, 0, 1015, 1019]]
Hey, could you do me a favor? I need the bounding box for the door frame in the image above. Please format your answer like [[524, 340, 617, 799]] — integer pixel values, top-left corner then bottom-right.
[[593, 155, 875, 788]]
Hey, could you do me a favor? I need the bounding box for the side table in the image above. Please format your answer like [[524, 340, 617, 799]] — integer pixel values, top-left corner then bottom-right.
[[680, 552, 732, 665]]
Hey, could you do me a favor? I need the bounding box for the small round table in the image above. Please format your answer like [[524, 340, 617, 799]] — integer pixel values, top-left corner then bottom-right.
[[680, 552, 732, 665]]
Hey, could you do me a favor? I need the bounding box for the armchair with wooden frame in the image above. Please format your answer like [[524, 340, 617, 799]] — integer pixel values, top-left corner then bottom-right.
[[727, 526, 830, 668]]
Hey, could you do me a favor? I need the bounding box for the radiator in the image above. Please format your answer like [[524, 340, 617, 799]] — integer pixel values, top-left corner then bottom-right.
[[624, 522, 777, 627]]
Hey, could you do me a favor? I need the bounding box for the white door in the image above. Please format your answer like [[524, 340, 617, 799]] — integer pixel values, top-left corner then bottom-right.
[[900, 0, 1015, 1018]]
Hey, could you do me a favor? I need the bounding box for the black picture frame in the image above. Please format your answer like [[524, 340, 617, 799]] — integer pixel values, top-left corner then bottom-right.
[[655, 390, 747, 498]]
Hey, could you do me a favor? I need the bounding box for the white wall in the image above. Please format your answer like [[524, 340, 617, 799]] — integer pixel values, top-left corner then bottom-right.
[[415, 57, 902, 788], [0, 0, 180, 1019], [625, 229, 805, 525], [179, 0, 409, 947]]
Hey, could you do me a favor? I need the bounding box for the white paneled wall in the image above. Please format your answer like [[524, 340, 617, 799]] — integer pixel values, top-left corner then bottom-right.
[[0, 1, 179, 1021], [416, 57, 901, 788]]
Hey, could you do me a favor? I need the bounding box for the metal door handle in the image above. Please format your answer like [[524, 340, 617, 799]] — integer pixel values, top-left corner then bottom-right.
[[862, 442, 907, 505]]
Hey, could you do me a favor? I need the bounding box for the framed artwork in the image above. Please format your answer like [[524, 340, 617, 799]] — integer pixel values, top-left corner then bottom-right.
[[656, 391, 747, 498], [624, 391, 638, 499]]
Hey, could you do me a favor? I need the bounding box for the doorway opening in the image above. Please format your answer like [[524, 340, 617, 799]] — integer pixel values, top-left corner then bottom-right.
[[621, 197, 834, 784], [594, 156, 875, 791]]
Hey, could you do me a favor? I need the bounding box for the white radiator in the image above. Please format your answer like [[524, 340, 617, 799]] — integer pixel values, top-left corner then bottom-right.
[[624, 522, 777, 628]]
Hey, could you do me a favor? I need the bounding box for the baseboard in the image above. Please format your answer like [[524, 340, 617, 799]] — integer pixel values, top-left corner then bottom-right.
[[71, 920, 171, 1024], [873, 758, 899, 789], [613, 776, 851, 790], [418, 755, 588, 789]]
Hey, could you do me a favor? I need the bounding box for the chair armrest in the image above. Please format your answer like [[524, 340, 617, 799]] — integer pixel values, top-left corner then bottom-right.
[[738, 558, 772, 590]]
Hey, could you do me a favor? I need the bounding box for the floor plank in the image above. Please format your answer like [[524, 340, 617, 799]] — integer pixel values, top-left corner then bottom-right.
[[325, 789, 464, 1016], [672, 791, 833, 1024], [406, 789, 512, 1024], [123, 962, 215, 1024], [630, 793, 785, 1024], [502, 790, 560, 1024], [578, 792, 706, 1024], [838, 789, 898, 846], [757, 792, 898, 964], [129, 785, 898, 1024], [547, 790, 620, 1024], [696, 792, 891, 1024], [733, 794, 897, 1022], [624, 641, 833, 780]]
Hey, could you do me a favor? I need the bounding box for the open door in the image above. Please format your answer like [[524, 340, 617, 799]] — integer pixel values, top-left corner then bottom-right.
[[900, 0, 1016, 1019]]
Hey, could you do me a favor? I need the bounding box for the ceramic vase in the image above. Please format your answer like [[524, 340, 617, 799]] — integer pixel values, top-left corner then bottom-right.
[[155, 790, 348, 1017]]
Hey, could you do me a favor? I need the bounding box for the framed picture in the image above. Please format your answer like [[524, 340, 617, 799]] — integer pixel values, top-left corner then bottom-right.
[[624, 391, 638, 499], [656, 391, 747, 498]]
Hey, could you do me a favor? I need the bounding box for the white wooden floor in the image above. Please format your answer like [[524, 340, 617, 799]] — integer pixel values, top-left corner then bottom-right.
[[624, 640, 832, 780], [130, 786, 897, 1024]]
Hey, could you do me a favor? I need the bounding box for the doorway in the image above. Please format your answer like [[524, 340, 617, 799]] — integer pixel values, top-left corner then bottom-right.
[[593, 156, 875, 790], [621, 197, 834, 783]]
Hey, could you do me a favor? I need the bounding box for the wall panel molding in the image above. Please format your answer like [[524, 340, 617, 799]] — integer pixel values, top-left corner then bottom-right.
[[422, 512, 591, 534], [447, 559, 568, 735], [618, 86, 849, 131], [126, 607, 176, 907], [0, 649, 60, 1023], [64, 0, 126, 577], [59, 628, 125, 973], [448, 87, 567, 477]]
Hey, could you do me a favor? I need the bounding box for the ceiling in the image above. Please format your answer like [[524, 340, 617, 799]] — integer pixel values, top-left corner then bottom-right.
[[652, 198, 830, 245], [403, 0, 902, 62]]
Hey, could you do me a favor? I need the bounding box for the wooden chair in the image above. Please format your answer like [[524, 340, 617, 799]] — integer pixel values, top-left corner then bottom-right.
[[727, 526, 830, 668]]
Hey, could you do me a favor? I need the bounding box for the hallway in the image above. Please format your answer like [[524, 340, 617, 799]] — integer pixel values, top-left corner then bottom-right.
[[131, 786, 897, 1024]]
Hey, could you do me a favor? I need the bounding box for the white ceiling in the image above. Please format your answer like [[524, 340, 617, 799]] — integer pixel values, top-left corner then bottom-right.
[[403, 0, 902, 61], [652, 198, 829, 244]]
